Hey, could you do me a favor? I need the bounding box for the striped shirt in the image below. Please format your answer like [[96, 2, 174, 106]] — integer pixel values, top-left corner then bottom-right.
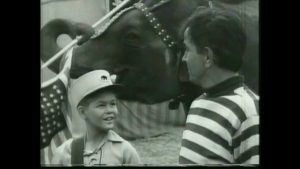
[[179, 76, 259, 165]]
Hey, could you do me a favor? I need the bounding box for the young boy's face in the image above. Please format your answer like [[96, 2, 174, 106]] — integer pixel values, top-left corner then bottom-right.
[[79, 91, 118, 132]]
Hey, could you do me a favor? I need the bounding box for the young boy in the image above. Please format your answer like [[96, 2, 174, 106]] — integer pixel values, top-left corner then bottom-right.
[[51, 70, 141, 166]]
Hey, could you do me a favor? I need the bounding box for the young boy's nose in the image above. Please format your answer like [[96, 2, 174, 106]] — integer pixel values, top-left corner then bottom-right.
[[106, 106, 118, 115]]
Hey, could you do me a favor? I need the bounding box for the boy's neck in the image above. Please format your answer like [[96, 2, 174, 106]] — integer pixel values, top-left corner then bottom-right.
[[85, 126, 109, 151]]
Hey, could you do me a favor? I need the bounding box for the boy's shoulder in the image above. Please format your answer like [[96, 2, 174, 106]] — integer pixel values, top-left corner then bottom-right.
[[107, 130, 125, 142], [108, 130, 136, 151]]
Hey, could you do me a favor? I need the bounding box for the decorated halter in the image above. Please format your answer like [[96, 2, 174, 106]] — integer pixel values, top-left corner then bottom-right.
[[91, 0, 180, 55], [133, 1, 178, 50]]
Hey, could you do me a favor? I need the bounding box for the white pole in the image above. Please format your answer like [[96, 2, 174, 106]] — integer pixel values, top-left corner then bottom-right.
[[41, 0, 132, 70]]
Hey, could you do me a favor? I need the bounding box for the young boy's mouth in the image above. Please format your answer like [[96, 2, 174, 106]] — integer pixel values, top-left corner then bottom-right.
[[103, 116, 114, 122]]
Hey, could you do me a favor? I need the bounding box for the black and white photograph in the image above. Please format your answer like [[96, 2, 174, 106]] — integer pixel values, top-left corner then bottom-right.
[[40, 0, 259, 166]]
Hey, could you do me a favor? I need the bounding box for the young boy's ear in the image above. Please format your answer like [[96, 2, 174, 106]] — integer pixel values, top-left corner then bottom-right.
[[77, 106, 86, 120]]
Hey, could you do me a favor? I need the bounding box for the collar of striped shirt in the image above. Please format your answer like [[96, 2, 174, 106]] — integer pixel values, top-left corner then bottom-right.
[[204, 75, 244, 98]]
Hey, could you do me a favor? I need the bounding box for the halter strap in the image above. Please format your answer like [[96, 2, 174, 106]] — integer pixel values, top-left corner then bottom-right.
[[91, 0, 181, 56], [133, 1, 178, 51]]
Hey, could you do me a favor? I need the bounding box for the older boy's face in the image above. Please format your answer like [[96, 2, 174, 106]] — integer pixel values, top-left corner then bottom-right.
[[82, 91, 118, 131], [182, 27, 206, 86]]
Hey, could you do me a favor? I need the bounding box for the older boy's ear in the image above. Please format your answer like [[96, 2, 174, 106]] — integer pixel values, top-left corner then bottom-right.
[[203, 47, 214, 68], [77, 106, 86, 119]]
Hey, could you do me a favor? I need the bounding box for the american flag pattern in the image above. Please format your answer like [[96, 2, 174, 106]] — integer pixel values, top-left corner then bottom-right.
[[41, 48, 74, 165], [40, 78, 68, 148]]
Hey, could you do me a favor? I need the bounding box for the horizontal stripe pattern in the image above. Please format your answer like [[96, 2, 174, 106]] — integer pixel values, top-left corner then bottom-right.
[[244, 155, 259, 164], [179, 155, 198, 164], [234, 116, 259, 139], [211, 97, 247, 123], [186, 114, 232, 143], [182, 130, 234, 162], [232, 115, 259, 163], [181, 139, 231, 163], [236, 145, 259, 163], [189, 108, 237, 136], [233, 87, 259, 117], [179, 147, 225, 164], [233, 125, 259, 148], [191, 99, 242, 129], [185, 123, 231, 153], [234, 135, 259, 158], [180, 86, 259, 164]]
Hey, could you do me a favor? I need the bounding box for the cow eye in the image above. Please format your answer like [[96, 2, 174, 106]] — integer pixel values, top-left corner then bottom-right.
[[125, 32, 140, 40], [124, 32, 143, 48]]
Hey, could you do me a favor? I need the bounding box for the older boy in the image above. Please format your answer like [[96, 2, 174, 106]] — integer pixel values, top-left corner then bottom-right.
[[51, 70, 141, 166], [179, 7, 259, 165]]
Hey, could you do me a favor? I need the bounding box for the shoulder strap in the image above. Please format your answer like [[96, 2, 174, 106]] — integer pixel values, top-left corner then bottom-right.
[[71, 136, 84, 166]]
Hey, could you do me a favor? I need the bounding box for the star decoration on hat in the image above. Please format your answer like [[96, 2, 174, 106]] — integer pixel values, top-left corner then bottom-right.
[[101, 75, 108, 81]]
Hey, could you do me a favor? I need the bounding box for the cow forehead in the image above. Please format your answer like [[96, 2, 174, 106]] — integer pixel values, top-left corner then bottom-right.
[[110, 9, 147, 31]]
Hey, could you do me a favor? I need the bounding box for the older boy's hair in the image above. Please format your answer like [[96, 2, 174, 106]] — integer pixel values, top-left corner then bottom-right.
[[184, 6, 247, 72]]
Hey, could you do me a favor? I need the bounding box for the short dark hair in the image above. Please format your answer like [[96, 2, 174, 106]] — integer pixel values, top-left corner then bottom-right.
[[184, 7, 247, 72]]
